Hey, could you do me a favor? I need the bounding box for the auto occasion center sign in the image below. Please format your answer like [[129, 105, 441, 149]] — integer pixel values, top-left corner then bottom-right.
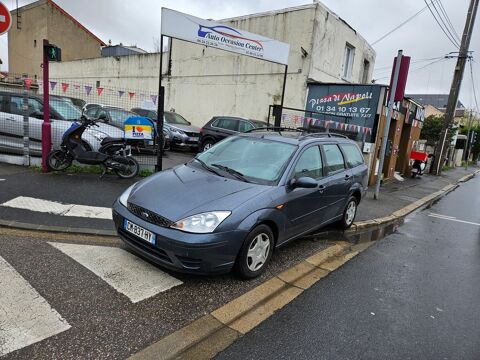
[[161, 8, 290, 65]]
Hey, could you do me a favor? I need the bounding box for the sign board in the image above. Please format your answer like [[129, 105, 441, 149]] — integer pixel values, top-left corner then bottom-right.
[[161, 8, 290, 65], [306, 84, 384, 127], [124, 117, 153, 140], [45, 44, 62, 62], [0, 1, 12, 36]]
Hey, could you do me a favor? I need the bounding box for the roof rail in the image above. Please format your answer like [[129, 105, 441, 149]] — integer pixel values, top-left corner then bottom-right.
[[300, 132, 349, 139], [245, 126, 303, 133]]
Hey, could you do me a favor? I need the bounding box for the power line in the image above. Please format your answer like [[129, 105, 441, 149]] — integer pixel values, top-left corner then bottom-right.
[[437, 0, 462, 42], [371, 4, 430, 46], [424, 0, 461, 48], [469, 60, 480, 113], [430, 0, 461, 45], [373, 57, 450, 81], [373, 56, 445, 73]]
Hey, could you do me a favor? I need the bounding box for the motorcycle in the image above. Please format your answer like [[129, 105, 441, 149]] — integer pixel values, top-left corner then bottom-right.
[[410, 151, 432, 178], [47, 116, 139, 179]]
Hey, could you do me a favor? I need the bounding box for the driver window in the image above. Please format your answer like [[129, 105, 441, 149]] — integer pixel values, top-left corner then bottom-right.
[[85, 107, 98, 118], [293, 146, 323, 179]]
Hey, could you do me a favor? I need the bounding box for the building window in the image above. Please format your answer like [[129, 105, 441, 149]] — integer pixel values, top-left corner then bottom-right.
[[34, 40, 36, 48], [96, 80, 101, 88], [342, 43, 355, 80], [362, 59, 370, 83]]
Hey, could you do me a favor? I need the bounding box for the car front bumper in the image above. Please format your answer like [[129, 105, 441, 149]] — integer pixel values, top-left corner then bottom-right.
[[112, 201, 247, 274], [171, 133, 199, 148]]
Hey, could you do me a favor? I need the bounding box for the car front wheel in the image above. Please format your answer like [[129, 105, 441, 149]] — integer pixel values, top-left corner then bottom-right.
[[339, 196, 357, 229], [236, 224, 274, 279], [201, 139, 215, 152]]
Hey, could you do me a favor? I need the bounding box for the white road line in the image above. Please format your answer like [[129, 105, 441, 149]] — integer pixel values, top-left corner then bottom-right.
[[1, 196, 112, 219], [428, 213, 480, 227], [0, 256, 71, 357], [429, 213, 456, 220], [0, 179, 5, 181], [49, 243, 183, 303]]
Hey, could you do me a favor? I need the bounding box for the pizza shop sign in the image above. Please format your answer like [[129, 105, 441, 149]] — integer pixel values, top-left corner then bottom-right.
[[306, 84, 383, 120]]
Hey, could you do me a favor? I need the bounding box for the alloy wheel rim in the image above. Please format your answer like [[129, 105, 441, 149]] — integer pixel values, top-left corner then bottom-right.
[[204, 143, 212, 151], [345, 200, 356, 225], [246, 233, 270, 271]]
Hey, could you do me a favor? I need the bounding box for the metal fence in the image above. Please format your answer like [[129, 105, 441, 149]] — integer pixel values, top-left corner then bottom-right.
[[0, 74, 162, 169]]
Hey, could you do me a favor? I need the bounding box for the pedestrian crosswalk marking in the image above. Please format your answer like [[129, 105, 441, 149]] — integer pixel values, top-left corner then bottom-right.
[[49, 242, 183, 303], [1, 196, 112, 219], [0, 256, 71, 356]]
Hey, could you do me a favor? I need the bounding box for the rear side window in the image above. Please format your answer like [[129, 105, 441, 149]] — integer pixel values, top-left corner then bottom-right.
[[214, 118, 238, 131], [323, 144, 346, 174], [85, 107, 99, 118], [293, 146, 323, 179], [340, 143, 364, 168], [238, 120, 254, 132]]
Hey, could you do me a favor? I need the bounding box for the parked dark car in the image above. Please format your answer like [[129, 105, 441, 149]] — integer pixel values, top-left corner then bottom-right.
[[131, 108, 200, 150], [113, 129, 368, 278], [51, 95, 86, 110], [199, 116, 268, 151]]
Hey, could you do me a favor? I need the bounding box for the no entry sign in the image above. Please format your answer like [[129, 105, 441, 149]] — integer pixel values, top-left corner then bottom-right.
[[0, 1, 12, 36]]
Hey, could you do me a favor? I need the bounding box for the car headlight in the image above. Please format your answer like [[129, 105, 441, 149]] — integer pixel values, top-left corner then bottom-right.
[[171, 211, 231, 233], [171, 128, 185, 135], [118, 184, 136, 207]]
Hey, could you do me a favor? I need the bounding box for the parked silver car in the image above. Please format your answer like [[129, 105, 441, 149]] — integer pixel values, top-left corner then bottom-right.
[[0, 92, 123, 155], [131, 108, 200, 150]]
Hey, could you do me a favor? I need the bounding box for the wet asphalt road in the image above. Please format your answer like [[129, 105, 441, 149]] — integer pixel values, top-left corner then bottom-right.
[[0, 227, 333, 359], [217, 175, 480, 360]]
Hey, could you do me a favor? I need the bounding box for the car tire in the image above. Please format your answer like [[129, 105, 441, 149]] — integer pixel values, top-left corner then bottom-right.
[[338, 196, 357, 230], [201, 139, 215, 152], [235, 224, 274, 279]]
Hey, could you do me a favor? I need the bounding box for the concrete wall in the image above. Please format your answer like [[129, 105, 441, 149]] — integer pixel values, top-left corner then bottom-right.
[[49, 2, 375, 127], [309, 6, 375, 83], [9, 0, 102, 79]]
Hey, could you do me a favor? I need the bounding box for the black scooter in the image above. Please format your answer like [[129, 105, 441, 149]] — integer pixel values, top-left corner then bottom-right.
[[47, 116, 139, 179]]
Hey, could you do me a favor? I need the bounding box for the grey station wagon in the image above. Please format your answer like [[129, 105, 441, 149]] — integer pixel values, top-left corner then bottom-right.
[[112, 129, 368, 278]]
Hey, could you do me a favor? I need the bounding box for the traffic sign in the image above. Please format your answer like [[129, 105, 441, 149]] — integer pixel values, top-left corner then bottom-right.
[[0, 1, 12, 36]]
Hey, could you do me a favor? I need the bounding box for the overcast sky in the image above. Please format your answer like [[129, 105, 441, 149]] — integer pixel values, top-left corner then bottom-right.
[[1, 0, 479, 109]]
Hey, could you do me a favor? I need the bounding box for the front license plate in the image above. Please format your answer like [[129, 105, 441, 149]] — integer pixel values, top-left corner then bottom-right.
[[124, 219, 156, 245], [189, 137, 199, 142]]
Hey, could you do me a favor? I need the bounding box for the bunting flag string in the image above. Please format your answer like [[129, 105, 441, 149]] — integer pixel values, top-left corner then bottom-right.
[[61, 82, 69, 93], [84, 85, 92, 96], [128, 92, 135, 100], [97, 87, 104, 96], [24, 78, 32, 90], [118, 90, 125, 98], [151, 95, 157, 105], [283, 113, 371, 135], [50, 81, 57, 91]]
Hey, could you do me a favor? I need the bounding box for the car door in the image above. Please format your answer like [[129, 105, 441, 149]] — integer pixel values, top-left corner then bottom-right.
[[321, 143, 351, 221], [1, 94, 29, 153], [211, 118, 239, 142], [284, 145, 330, 237]]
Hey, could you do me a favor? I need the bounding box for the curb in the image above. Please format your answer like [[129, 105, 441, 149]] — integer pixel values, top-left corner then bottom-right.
[[128, 169, 478, 360], [0, 219, 117, 237]]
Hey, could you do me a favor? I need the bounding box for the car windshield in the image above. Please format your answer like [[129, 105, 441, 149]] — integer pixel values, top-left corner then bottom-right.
[[108, 109, 136, 127], [195, 136, 297, 185], [165, 112, 190, 125], [50, 99, 82, 120]]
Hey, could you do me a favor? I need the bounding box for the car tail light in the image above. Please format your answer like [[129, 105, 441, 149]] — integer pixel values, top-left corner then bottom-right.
[[200, 127, 204, 135]]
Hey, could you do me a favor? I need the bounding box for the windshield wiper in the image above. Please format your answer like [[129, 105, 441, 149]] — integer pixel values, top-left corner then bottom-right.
[[211, 164, 251, 183], [193, 158, 224, 177]]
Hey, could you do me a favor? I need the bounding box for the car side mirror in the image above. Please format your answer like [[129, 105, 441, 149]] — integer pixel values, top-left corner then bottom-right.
[[289, 177, 317, 189], [31, 111, 44, 119], [98, 114, 108, 122]]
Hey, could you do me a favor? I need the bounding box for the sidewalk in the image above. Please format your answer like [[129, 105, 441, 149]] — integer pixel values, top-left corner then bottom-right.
[[0, 158, 478, 235]]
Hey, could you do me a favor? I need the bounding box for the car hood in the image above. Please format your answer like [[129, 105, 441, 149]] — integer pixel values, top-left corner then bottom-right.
[[128, 164, 269, 221], [167, 124, 200, 133]]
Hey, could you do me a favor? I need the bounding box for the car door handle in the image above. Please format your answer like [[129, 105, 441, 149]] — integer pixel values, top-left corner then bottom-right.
[[318, 184, 326, 193], [344, 174, 351, 181]]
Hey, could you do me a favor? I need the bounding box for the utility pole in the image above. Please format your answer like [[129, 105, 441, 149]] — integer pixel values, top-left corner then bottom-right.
[[433, 0, 479, 175], [465, 110, 473, 170]]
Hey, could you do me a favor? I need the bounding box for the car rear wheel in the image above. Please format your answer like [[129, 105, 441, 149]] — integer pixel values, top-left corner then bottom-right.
[[201, 139, 215, 152], [236, 224, 274, 279], [338, 196, 357, 229]]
